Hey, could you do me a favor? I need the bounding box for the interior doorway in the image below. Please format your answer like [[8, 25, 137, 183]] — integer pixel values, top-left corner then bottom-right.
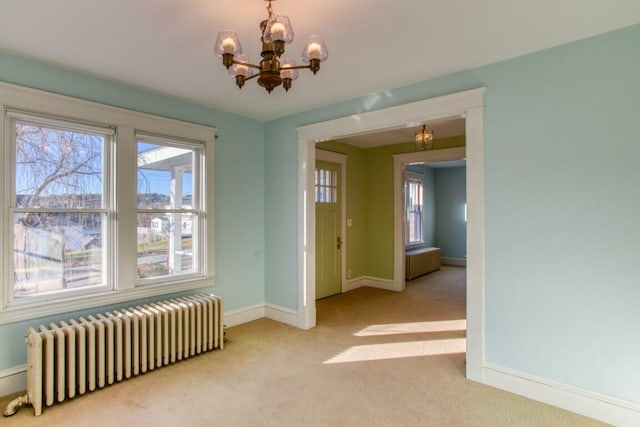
[[297, 87, 486, 382]]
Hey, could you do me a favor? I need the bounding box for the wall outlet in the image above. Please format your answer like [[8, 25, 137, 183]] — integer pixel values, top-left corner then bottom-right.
[[347, 219, 352, 227], [347, 269, 352, 279]]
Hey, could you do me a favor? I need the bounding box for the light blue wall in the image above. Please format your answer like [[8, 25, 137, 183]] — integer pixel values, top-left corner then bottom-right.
[[0, 52, 265, 370], [264, 24, 640, 403], [405, 164, 435, 248], [434, 167, 466, 259]]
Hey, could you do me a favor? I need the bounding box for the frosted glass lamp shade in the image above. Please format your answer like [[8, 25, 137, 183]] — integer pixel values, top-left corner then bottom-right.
[[281, 58, 299, 80], [301, 35, 328, 62], [229, 55, 254, 77], [214, 30, 242, 56], [263, 15, 294, 44]]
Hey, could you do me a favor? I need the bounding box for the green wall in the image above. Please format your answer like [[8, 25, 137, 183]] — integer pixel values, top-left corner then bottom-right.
[[317, 136, 465, 280], [265, 24, 640, 403]]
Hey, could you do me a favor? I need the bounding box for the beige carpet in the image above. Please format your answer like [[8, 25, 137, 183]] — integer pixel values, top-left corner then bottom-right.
[[1, 267, 605, 426]]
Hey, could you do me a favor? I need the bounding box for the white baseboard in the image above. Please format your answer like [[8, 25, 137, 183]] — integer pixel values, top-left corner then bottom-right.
[[0, 364, 26, 397], [441, 257, 467, 266], [224, 302, 301, 329], [265, 304, 299, 327], [224, 303, 265, 327], [362, 276, 402, 292], [344, 277, 366, 292], [483, 363, 640, 426], [345, 276, 404, 293]]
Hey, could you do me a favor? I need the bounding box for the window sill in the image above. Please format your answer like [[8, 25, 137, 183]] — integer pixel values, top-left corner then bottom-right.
[[405, 243, 425, 250], [0, 275, 216, 326]]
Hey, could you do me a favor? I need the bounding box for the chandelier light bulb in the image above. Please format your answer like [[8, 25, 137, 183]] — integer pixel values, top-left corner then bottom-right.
[[222, 38, 236, 54], [270, 22, 286, 41], [307, 43, 322, 59]]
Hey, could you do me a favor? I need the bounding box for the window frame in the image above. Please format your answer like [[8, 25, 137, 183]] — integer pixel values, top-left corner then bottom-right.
[[7, 111, 116, 307], [404, 171, 425, 247], [0, 82, 216, 325]]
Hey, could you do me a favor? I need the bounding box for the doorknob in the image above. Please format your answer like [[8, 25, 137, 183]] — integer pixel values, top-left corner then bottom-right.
[[337, 236, 343, 250]]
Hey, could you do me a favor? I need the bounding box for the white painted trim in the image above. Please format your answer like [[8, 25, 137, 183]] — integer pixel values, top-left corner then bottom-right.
[[464, 106, 485, 383], [315, 149, 348, 295], [298, 135, 316, 330], [0, 279, 215, 325], [223, 303, 265, 328], [265, 303, 299, 328], [344, 277, 366, 292], [441, 257, 467, 266], [297, 87, 485, 380], [316, 149, 347, 164], [360, 276, 401, 292], [0, 364, 26, 397], [484, 363, 640, 426]]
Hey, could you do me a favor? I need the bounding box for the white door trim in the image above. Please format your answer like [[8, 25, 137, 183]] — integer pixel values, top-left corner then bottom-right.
[[297, 87, 486, 382], [316, 149, 348, 294]]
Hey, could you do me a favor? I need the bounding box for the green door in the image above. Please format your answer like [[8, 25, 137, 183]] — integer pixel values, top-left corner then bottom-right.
[[315, 160, 342, 299]]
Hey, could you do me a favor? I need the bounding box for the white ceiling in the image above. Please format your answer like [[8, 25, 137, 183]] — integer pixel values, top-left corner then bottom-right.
[[0, 1, 639, 122], [338, 117, 466, 148]]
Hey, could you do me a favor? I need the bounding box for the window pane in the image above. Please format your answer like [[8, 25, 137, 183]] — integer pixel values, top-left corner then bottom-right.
[[315, 168, 338, 204], [137, 213, 195, 279], [15, 123, 104, 209], [405, 176, 424, 245], [13, 212, 104, 297], [137, 142, 194, 209]]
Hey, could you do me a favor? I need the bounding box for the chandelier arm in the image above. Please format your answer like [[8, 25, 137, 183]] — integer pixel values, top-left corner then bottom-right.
[[286, 64, 313, 70], [232, 60, 261, 70], [243, 73, 260, 82]]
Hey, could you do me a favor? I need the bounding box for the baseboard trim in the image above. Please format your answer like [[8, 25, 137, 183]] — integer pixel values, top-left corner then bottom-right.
[[224, 303, 265, 327], [441, 257, 467, 266], [344, 277, 366, 292], [0, 364, 26, 397], [265, 304, 299, 327], [483, 363, 640, 426], [361, 276, 402, 292]]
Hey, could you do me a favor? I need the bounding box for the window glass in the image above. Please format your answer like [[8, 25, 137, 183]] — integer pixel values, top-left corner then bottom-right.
[[136, 139, 200, 281], [405, 174, 424, 245], [12, 120, 108, 298], [315, 167, 337, 203]]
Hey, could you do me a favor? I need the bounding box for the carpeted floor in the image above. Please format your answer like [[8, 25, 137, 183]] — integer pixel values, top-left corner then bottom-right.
[[1, 266, 605, 426]]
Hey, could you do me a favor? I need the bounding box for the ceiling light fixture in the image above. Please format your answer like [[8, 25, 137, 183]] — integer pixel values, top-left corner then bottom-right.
[[214, 0, 328, 94], [415, 124, 434, 151]]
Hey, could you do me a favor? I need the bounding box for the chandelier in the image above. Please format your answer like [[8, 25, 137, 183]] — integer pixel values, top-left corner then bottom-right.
[[214, 0, 328, 93], [415, 124, 434, 151]]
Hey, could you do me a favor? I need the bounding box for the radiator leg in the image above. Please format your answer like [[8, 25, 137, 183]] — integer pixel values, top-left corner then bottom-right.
[[3, 393, 30, 417]]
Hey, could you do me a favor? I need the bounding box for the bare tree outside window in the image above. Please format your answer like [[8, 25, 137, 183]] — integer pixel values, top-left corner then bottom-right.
[[12, 121, 107, 297]]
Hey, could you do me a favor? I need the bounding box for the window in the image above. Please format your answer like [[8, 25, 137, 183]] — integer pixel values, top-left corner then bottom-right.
[[0, 83, 215, 324], [315, 167, 337, 203], [405, 172, 424, 246], [9, 112, 114, 302], [136, 135, 203, 282]]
